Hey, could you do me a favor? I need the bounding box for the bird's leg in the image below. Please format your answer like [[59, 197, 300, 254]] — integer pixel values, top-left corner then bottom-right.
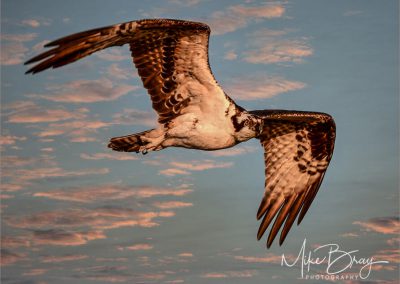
[[108, 128, 166, 153], [137, 131, 166, 154]]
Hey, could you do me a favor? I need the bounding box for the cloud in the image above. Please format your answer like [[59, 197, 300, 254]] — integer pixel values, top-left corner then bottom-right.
[[209, 146, 257, 157], [227, 75, 306, 100], [178, 252, 193, 257], [96, 49, 130, 61], [158, 159, 233, 176], [105, 63, 138, 80], [3, 167, 109, 183], [224, 50, 238, 60], [242, 28, 313, 65], [117, 243, 153, 251], [84, 275, 130, 283], [169, 160, 233, 171], [80, 152, 138, 161], [28, 77, 137, 103], [234, 254, 294, 264], [1, 33, 37, 42], [0, 183, 24, 192], [0, 33, 36, 65], [243, 39, 313, 64], [373, 249, 400, 264], [22, 19, 40, 27], [152, 201, 193, 209], [387, 237, 400, 247], [1, 235, 31, 249], [21, 18, 51, 28], [34, 184, 192, 203], [5, 102, 88, 123], [201, 270, 257, 278], [36, 119, 111, 142], [112, 108, 156, 127], [23, 269, 48, 276], [343, 10, 363, 17], [0, 135, 27, 146], [1, 249, 27, 266], [6, 207, 176, 231], [32, 229, 106, 246], [340, 232, 359, 238], [207, 4, 285, 35], [168, 0, 201, 6], [159, 168, 191, 177], [41, 254, 89, 263], [353, 217, 400, 235]]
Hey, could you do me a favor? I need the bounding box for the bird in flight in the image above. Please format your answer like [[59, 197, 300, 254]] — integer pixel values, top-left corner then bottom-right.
[[25, 19, 336, 248]]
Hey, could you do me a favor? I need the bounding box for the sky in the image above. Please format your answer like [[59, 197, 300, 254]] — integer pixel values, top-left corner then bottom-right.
[[1, 0, 399, 283]]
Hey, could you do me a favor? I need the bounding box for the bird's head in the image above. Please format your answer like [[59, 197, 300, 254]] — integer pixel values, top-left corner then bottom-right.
[[231, 112, 263, 142]]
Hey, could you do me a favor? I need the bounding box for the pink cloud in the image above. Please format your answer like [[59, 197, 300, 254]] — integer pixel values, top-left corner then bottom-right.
[[3, 167, 109, 182], [169, 160, 233, 171], [235, 255, 280, 263], [209, 146, 257, 157], [36, 119, 111, 142], [340, 232, 359, 238], [178, 252, 193, 257], [34, 184, 192, 203], [1, 33, 36, 65], [202, 270, 257, 278], [41, 254, 89, 263], [387, 237, 400, 247], [224, 50, 238, 60], [230, 4, 284, 18], [1, 235, 31, 249], [1, 33, 37, 42], [21, 19, 40, 28], [1, 249, 27, 266], [159, 168, 191, 176], [117, 243, 153, 251], [6, 103, 88, 123], [20, 18, 51, 28], [96, 49, 130, 61], [112, 108, 157, 127], [152, 201, 193, 209], [354, 217, 400, 235], [85, 275, 130, 283], [80, 152, 138, 161], [32, 229, 106, 246], [0, 135, 27, 146], [227, 75, 306, 100], [208, 4, 285, 35], [28, 77, 137, 103], [7, 207, 176, 231], [158, 159, 233, 176], [373, 248, 400, 264], [105, 63, 138, 80], [23, 269, 48, 276], [243, 40, 313, 64]]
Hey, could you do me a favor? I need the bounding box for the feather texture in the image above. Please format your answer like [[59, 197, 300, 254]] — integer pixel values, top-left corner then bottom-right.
[[250, 110, 336, 248]]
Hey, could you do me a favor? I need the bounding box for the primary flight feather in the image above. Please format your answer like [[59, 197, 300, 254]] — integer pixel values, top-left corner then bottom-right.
[[25, 19, 336, 248]]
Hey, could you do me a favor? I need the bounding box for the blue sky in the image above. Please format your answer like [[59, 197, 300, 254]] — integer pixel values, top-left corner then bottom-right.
[[1, 0, 399, 283]]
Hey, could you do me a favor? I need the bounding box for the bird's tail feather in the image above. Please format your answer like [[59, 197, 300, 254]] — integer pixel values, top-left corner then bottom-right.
[[108, 130, 152, 152]]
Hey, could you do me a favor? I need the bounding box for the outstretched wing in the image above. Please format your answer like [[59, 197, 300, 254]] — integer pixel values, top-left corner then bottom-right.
[[250, 110, 336, 248], [25, 19, 227, 123]]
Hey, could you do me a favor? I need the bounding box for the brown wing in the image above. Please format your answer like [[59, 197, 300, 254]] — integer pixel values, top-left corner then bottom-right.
[[25, 19, 225, 123], [250, 110, 336, 248]]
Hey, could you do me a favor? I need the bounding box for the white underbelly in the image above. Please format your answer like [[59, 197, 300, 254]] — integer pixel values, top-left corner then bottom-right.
[[167, 114, 236, 150]]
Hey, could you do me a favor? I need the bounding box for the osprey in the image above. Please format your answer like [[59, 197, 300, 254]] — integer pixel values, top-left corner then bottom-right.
[[25, 19, 336, 248]]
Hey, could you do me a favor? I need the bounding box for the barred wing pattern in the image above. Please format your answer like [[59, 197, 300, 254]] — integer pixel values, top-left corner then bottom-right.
[[250, 110, 336, 248], [25, 19, 223, 123]]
